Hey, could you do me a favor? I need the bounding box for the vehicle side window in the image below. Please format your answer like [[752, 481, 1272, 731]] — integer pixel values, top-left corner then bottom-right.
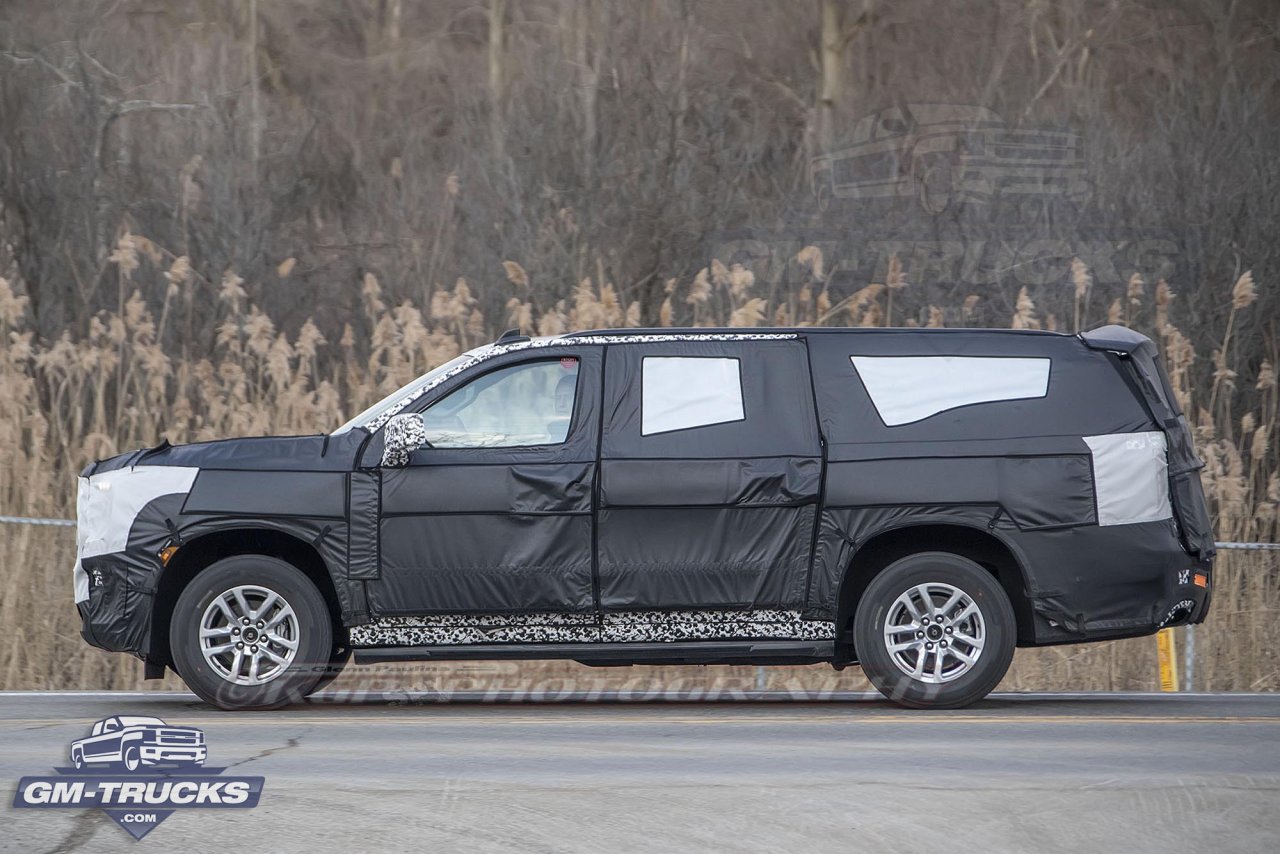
[[421, 358, 579, 448], [850, 355, 1050, 425], [103, 720, 119, 732], [641, 356, 744, 435]]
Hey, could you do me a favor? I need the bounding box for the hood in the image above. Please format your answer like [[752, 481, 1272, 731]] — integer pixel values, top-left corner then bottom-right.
[[82, 431, 366, 477]]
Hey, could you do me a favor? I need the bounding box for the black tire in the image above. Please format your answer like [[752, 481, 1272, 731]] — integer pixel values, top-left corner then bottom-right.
[[854, 552, 1015, 709], [305, 642, 353, 698], [170, 555, 333, 711]]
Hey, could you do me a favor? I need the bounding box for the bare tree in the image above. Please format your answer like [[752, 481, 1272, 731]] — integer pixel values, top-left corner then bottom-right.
[[489, 0, 507, 165], [0, 0, 1275, 395], [573, 0, 600, 183], [813, 0, 873, 151]]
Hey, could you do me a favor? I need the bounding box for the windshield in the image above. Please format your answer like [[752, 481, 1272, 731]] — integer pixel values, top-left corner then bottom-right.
[[331, 352, 477, 435], [116, 716, 166, 727]]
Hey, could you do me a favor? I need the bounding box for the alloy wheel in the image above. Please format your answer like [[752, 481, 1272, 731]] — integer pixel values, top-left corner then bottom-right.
[[882, 582, 986, 684], [198, 585, 300, 685]]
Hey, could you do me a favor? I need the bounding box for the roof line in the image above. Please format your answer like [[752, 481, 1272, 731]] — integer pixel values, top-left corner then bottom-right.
[[563, 326, 1069, 338]]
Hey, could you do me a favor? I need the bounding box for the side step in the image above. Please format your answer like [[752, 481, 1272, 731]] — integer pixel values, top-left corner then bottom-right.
[[353, 639, 834, 666]]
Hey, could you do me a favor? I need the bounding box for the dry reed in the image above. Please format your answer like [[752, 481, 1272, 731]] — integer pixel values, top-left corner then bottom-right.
[[0, 240, 1275, 693]]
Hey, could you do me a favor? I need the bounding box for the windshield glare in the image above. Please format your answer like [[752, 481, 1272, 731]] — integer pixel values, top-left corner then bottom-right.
[[331, 352, 478, 435]]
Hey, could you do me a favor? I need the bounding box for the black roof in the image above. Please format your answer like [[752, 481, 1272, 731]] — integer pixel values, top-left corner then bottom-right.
[[563, 326, 1070, 339]]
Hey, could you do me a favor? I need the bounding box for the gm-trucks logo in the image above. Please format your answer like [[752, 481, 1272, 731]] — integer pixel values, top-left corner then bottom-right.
[[12, 715, 264, 840]]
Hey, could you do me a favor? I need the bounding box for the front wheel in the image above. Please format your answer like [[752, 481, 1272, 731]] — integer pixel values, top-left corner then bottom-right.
[[854, 552, 1016, 709], [122, 745, 141, 772], [170, 555, 333, 711]]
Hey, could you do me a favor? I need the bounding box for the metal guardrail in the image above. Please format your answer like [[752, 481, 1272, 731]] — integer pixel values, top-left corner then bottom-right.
[[0, 515, 76, 528], [1, 513, 1277, 550]]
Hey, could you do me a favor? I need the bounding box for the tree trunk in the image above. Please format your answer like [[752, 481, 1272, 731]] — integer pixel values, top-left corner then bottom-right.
[[248, 0, 261, 172], [816, 0, 843, 152], [488, 0, 507, 165], [386, 0, 403, 76], [574, 0, 599, 184]]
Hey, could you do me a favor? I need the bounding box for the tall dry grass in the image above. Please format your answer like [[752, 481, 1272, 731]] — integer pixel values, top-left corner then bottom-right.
[[0, 237, 1276, 693]]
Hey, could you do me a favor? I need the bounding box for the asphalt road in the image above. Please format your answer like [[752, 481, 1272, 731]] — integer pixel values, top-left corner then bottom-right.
[[3, 691, 1279, 853]]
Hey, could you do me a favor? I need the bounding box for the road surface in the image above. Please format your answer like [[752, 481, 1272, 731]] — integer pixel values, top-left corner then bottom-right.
[[3, 692, 1279, 853]]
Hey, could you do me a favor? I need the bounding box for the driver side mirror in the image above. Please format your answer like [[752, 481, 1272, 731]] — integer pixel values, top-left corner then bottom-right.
[[382, 412, 426, 467]]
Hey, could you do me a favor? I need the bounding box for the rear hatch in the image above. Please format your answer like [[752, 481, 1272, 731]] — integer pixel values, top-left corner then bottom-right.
[[1081, 325, 1215, 558]]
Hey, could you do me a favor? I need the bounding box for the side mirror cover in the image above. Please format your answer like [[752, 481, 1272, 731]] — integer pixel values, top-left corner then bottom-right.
[[381, 412, 426, 467]]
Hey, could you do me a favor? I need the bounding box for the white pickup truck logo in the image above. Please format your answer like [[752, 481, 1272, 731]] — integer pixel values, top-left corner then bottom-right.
[[69, 715, 207, 772], [15, 714, 260, 841]]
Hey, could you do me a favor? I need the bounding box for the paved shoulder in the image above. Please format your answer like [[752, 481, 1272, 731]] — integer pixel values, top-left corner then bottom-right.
[[3, 693, 1278, 853]]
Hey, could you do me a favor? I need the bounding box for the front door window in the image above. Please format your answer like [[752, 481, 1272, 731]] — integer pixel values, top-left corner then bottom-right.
[[422, 358, 579, 448]]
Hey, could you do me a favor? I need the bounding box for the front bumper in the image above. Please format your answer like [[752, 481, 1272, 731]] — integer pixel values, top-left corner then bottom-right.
[[73, 465, 200, 656], [77, 554, 156, 656], [140, 744, 207, 764]]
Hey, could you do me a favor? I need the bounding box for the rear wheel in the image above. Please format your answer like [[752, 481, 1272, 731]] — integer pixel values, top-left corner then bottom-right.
[[854, 552, 1015, 709], [170, 555, 332, 711]]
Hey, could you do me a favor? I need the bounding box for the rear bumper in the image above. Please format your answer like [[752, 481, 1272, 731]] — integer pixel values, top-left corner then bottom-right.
[[1162, 556, 1213, 628], [1017, 521, 1214, 646]]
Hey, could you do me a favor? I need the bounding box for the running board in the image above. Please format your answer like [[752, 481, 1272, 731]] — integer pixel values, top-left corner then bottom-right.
[[353, 639, 834, 666]]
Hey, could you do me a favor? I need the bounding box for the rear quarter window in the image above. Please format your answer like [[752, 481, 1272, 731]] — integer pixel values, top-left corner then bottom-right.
[[808, 334, 1151, 443], [851, 355, 1050, 426]]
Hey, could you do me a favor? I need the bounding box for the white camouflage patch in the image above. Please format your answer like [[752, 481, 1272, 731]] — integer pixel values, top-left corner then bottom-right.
[[380, 412, 428, 467], [350, 609, 836, 646]]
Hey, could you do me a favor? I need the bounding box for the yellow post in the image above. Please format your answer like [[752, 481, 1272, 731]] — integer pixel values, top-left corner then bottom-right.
[[1156, 628, 1180, 692]]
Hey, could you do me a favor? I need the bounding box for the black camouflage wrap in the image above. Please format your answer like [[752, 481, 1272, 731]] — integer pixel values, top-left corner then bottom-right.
[[76, 326, 1213, 668]]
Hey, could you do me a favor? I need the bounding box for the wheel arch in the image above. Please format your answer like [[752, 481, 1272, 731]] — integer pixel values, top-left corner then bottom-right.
[[835, 522, 1035, 661], [149, 527, 343, 669]]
